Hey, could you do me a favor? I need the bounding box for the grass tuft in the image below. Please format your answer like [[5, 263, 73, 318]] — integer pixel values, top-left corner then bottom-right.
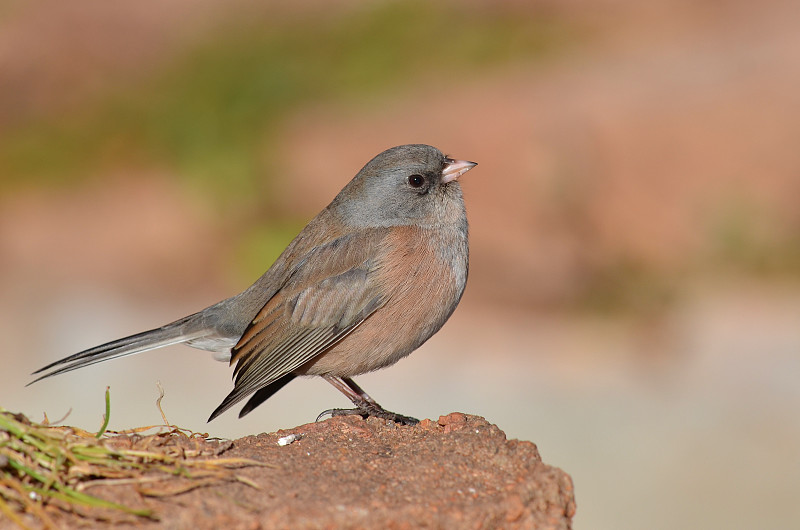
[[0, 390, 269, 527]]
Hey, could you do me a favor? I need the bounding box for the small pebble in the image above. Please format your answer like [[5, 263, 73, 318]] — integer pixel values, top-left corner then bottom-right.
[[277, 433, 303, 446]]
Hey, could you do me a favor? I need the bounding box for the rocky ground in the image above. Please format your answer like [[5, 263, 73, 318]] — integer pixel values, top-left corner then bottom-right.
[[2, 414, 575, 529]]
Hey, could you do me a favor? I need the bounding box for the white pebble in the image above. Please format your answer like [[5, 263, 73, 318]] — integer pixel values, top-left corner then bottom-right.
[[277, 433, 303, 446]]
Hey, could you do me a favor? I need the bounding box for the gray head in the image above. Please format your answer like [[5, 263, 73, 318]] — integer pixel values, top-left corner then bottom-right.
[[331, 144, 477, 229]]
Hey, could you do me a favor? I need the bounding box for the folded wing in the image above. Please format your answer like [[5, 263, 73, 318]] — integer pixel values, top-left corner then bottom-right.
[[208, 228, 390, 420]]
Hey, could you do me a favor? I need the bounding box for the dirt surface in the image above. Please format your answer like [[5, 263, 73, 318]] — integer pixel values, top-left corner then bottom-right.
[[6, 413, 574, 529]]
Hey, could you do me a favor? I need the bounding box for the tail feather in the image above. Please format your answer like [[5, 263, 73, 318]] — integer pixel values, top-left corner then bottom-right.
[[28, 315, 204, 385], [206, 373, 296, 423]]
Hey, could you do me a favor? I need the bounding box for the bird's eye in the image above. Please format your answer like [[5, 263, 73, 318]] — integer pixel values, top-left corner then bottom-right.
[[408, 174, 425, 188]]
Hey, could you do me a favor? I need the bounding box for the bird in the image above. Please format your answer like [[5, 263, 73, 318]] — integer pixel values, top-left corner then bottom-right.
[[30, 144, 476, 425]]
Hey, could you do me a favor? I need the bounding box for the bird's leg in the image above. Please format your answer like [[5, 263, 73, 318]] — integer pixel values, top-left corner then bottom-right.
[[317, 376, 419, 425]]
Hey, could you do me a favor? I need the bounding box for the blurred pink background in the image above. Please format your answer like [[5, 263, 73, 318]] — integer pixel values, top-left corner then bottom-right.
[[1, 1, 799, 528]]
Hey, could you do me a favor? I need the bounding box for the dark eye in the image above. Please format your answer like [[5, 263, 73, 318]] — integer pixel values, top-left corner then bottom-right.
[[408, 174, 425, 188]]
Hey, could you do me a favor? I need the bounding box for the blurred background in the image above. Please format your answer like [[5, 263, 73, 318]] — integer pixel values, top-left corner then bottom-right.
[[1, 0, 799, 527]]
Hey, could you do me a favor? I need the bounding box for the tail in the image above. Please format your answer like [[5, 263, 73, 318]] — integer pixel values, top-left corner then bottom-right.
[[28, 314, 205, 385]]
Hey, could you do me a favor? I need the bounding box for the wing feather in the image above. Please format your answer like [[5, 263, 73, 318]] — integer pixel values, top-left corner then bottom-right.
[[208, 228, 390, 421]]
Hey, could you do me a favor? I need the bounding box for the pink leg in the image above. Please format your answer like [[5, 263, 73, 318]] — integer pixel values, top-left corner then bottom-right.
[[318, 376, 419, 425]]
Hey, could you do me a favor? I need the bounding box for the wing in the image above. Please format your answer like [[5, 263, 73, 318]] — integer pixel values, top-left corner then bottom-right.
[[208, 228, 390, 421]]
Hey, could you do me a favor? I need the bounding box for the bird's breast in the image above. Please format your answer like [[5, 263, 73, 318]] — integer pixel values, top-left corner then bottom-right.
[[298, 223, 468, 377]]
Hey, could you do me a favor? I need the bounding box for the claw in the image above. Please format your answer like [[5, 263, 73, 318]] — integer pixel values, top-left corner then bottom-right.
[[315, 409, 336, 422], [316, 405, 419, 425]]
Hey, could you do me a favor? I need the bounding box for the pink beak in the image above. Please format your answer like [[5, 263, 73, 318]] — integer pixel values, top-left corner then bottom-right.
[[442, 158, 477, 183]]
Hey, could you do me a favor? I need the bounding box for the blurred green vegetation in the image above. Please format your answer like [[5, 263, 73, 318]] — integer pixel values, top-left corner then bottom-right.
[[6, 2, 792, 306], [577, 257, 680, 315], [0, 2, 571, 204], [232, 220, 309, 285], [576, 196, 800, 314], [708, 197, 800, 277], [0, 2, 574, 282]]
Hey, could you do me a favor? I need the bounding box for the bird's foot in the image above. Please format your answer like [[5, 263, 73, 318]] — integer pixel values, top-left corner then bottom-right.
[[316, 404, 419, 426]]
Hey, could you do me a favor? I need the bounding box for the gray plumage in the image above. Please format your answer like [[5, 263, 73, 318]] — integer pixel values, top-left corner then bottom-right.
[[31, 144, 476, 424]]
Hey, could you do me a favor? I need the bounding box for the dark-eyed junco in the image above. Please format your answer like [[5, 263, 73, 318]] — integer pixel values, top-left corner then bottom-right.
[[30, 144, 476, 425]]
